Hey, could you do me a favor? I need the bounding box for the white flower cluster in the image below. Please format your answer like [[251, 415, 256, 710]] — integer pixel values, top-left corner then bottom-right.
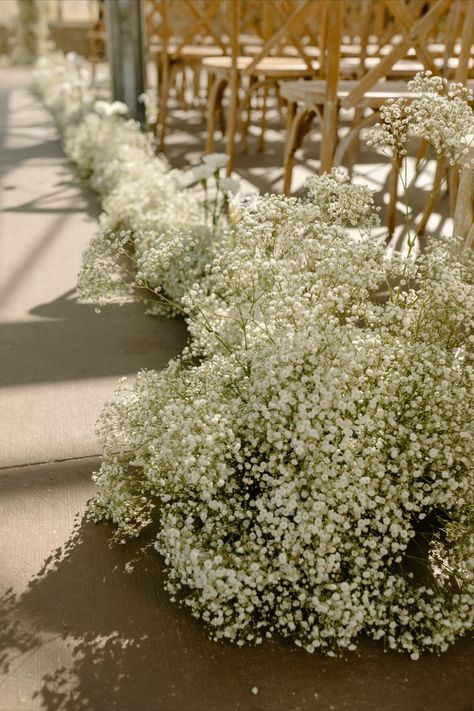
[[33, 52, 94, 129], [305, 168, 380, 232], [34, 53, 232, 315], [37, 57, 474, 657], [367, 72, 474, 165], [183, 173, 380, 357], [91, 193, 474, 656]]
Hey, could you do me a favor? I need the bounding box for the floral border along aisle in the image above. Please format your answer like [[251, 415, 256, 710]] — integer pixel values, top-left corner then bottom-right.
[[35, 54, 474, 659]]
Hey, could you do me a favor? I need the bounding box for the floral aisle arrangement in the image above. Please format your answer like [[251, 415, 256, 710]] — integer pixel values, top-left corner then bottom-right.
[[91, 181, 473, 658], [36, 55, 474, 658], [34, 53, 235, 315]]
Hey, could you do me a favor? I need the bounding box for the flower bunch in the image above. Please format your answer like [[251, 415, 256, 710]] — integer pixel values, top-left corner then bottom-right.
[[33, 52, 94, 129], [91, 223, 474, 656], [367, 71, 474, 164], [35, 53, 235, 315], [79, 152, 241, 313], [183, 170, 380, 357], [37, 56, 474, 657]]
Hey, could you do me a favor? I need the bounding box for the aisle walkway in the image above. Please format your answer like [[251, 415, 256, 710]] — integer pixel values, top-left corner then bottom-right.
[[0, 68, 187, 467], [0, 68, 472, 711]]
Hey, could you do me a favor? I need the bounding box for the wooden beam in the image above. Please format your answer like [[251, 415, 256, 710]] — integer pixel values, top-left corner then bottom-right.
[[319, 0, 341, 173], [226, 0, 241, 174]]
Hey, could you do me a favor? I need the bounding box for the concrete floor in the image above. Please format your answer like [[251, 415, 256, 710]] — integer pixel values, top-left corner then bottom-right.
[[0, 67, 472, 711], [0, 67, 187, 467]]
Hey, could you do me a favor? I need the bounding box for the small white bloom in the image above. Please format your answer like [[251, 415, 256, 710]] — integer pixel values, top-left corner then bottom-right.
[[93, 100, 128, 118], [192, 163, 215, 181], [109, 101, 128, 116], [202, 153, 229, 170], [219, 177, 241, 194]]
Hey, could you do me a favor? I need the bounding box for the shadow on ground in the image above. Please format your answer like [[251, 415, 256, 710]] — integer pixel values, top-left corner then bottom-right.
[[1, 503, 473, 711], [0, 289, 188, 387]]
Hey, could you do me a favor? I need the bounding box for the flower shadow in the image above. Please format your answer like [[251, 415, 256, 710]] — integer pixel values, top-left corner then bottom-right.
[[1, 511, 473, 711]]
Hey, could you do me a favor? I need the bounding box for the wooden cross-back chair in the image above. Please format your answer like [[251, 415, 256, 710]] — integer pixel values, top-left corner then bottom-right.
[[280, 0, 474, 235], [204, 0, 452, 172], [204, 0, 329, 173], [145, 0, 230, 151]]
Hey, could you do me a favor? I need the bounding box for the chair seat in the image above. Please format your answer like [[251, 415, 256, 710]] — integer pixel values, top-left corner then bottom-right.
[[149, 43, 225, 60], [243, 44, 321, 58], [202, 55, 318, 78], [237, 33, 264, 46], [374, 42, 461, 58], [340, 55, 471, 76], [280, 77, 474, 108], [280, 79, 415, 107], [241, 41, 464, 63], [203, 55, 470, 82], [242, 44, 387, 59], [174, 45, 225, 59]]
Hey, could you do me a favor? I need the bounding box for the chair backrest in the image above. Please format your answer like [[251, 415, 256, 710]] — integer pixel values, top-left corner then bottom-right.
[[341, 0, 472, 109], [144, 0, 230, 56], [241, 0, 321, 75]]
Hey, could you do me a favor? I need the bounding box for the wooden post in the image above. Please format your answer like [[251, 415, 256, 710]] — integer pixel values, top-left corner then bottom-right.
[[452, 147, 474, 250], [225, 0, 241, 176], [319, 0, 341, 173], [158, 0, 170, 151], [104, 0, 146, 124]]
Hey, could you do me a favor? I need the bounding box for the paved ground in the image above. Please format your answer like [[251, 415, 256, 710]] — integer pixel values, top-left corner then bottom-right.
[[0, 67, 187, 467], [0, 67, 472, 711]]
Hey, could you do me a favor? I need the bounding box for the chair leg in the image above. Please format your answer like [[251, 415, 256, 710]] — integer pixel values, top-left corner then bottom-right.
[[284, 100, 296, 134], [206, 76, 227, 154], [319, 99, 339, 174], [219, 102, 226, 136], [158, 54, 170, 153], [178, 68, 187, 109], [386, 154, 402, 238], [415, 159, 448, 236], [258, 81, 270, 153], [239, 76, 261, 152], [415, 138, 429, 168], [345, 107, 363, 176], [448, 165, 460, 217], [283, 105, 316, 195], [193, 64, 201, 104], [333, 110, 378, 168], [173, 66, 186, 110], [153, 58, 162, 136], [226, 73, 240, 176], [283, 101, 297, 195]]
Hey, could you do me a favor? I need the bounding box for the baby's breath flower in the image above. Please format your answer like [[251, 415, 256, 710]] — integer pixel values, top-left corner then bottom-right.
[[37, 57, 474, 658], [367, 71, 474, 165]]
